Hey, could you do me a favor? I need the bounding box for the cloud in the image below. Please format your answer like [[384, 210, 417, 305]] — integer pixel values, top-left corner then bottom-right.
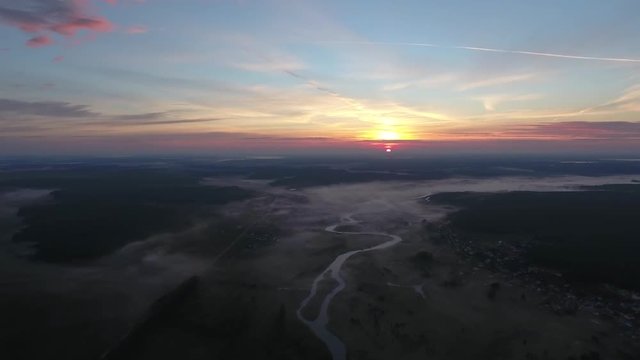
[[278, 69, 366, 112], [109, 112, 225, 126], [234, 58, 305, 73], [382, 74, 458, 91], [90, 67, 239, 94], [0, 99, 228, 135], [201, 33, 307, 74], [111, 112, 170, 121], [474, 94, 540, 111], [0, 0, 114, 47], [4, 124, 640, 156], [0, 98, 97, 117], [580, 85, 640, 115], [121, 118, 224, 126], [0, 130, 364, 156], [26, 35, 52, 47], [1, 98, 637, 154], [126, 25, 147, 34], [458, 73, 537, 91], [496, 121, 640, 140], [407, 121, 640, 145]]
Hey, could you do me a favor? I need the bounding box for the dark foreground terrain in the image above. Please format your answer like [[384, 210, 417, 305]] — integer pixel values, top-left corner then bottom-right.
[[1, 156, 639, 359]]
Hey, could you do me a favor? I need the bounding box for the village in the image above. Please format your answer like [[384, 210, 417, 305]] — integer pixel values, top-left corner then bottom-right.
[[431, 221, 640, 342]]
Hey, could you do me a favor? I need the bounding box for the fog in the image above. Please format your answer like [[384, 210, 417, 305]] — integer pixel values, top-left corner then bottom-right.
[[0, 189, 51, 218], [303, 174, 640, 224]]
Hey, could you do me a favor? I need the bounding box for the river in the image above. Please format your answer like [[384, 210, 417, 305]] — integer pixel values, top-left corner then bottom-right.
[[296, 214, 403, 360]]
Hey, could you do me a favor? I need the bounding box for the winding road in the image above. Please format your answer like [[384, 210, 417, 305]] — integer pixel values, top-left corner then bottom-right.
[[296, 214, 403, 360]]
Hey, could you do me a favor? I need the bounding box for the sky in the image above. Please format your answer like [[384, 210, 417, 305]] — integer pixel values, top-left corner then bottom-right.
[[1, 0, 639, 155]]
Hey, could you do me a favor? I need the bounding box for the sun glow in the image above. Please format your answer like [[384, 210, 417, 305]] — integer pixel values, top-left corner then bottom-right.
[[361, 118, 415, 142], [377, 130, 400, 140]]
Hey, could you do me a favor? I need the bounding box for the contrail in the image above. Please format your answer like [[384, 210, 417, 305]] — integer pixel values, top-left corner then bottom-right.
[[281, 69, 363, 108], [320, 41, 640, 63], [454, 45, 640, 63]]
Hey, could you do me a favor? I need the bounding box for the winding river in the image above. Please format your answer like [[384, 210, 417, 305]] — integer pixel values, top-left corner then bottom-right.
[[296, 214, 403, 360]]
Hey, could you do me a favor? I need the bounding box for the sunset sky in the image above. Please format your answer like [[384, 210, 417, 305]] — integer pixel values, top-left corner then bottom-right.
[[1, 0, 640, 155]]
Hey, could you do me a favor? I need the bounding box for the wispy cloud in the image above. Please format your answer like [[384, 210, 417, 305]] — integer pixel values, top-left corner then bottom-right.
[[579, 84, 640, 115], [220, 34, 307, 73], [107, 112, 225, 126], [0, 99, 225, 134], [125, 25, 147, 34], [413, 121, 640, 143], [500, 121, 640, 140], [0, 98, 97, 117], [474, 94, 541, 111], [234, 57, 305, 72], [382, 73, 458, 91], [458, 73, 537, 91]]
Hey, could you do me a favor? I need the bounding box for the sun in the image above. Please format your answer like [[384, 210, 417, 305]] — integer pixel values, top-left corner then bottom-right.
[[377, 130, 400, 141]]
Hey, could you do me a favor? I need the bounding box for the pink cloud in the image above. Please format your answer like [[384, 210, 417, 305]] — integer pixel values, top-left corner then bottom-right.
[[27, 35, 53, 48], [126, 25, 148, 34], [0, 0, 115, 47], [52, 56, 64, 63], [49, 16, 113, 36]]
